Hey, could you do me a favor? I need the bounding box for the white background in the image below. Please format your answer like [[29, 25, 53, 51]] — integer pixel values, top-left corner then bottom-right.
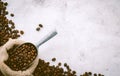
[[3, 0, 120, 76]]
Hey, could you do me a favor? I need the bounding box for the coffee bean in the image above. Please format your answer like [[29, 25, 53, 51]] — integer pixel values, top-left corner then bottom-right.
[[10, 13, 14, 17], [20, 30, 24, 35], [52, 58, 56, 62], [36, 27, 40, 31], [39, 24, 43, 28]]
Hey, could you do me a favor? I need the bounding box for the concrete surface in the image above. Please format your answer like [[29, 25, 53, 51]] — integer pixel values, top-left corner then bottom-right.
[[4, 0, 120, 76]]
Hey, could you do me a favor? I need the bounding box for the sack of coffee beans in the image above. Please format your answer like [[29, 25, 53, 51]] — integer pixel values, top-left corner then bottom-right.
[[0, 39, 39, 76]]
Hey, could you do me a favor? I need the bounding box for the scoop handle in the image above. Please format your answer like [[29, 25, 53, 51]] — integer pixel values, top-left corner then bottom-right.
[[36, 30, 57, 48]]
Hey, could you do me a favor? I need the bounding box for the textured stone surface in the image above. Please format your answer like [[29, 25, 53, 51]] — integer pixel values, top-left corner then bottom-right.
[[4, 0, 120, 76]]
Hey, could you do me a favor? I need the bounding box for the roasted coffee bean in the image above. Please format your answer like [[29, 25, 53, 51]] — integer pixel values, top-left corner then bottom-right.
[[58, 62, 61, 66], [36, 27, 40, 31], [64, 63, 67, 67], [94, 73, 97, 76], [10, 13, 14, 17], [52, 58, 56, 62], [4, 2, 8, 6], [20, 30, 24, 35], [39, 24, 43, 28]]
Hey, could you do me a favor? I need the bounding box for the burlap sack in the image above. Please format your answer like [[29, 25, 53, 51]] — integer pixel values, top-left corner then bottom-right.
[[0, 39, 39, 76]]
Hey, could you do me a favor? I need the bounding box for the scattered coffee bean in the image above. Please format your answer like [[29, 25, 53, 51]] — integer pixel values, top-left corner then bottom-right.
[[94, 73, 97, 76], [4, 2, 8, 6], [36, 27, 40, 31], [52, 58, 56, 62], [88, 72, 92, 75], [10, 13, 14, 17], [39, 24, 43, 28], [72, 71, 76, 75], [58, 62, 61, 66], [64, 63, 67, 67], [20, 30, 24, 35]]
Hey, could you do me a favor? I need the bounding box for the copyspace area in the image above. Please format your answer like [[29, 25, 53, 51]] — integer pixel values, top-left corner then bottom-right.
[[5, 0, 120, 76]]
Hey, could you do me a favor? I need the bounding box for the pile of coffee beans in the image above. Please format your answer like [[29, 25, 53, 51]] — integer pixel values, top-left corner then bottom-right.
[[33, 58, 77, 76], [5, 43, 37, 71], [0, 0, 104, 76], [33, 58, 104, 76], [0, 0, 24, 46]]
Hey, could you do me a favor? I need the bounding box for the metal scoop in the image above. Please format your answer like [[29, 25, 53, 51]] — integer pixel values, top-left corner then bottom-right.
[[35, 29, 57, 48]]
